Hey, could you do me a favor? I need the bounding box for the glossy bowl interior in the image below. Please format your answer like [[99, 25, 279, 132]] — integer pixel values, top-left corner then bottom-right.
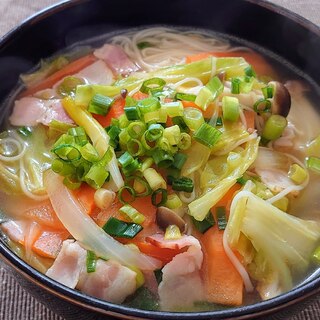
[[1, 0, 320, 319]]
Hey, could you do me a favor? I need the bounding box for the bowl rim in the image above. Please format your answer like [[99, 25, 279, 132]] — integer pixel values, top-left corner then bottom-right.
[[1, 0, 320, 318]]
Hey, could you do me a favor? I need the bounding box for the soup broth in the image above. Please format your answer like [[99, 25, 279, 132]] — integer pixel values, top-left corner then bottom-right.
[[1, 27, 320, 312]]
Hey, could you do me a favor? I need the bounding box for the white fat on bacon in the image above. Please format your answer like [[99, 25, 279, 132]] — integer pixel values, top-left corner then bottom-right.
[[9, 97, 73, 127], [46, 240, 137, 303], [146, 234, 204, 311], [94, 44, 139, 75]]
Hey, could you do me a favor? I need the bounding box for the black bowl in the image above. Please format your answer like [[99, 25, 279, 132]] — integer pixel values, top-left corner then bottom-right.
[[1, 0, 320, 319]]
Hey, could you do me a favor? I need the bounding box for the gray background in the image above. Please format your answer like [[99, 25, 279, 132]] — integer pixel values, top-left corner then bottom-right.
[[0, 0, 320, 319]]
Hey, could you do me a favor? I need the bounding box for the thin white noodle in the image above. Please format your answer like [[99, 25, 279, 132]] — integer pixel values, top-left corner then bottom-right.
[[214, 132, 258, 156], [239, 107, 247, 130], [170, 77, 203, 89], [265, 151, 309, 204], [110, 27, 248, 71], [0, 137, 26, 162], [19, 159, 48, 201]]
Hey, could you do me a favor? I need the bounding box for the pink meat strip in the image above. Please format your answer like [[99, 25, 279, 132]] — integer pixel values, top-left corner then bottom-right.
[[9, 97, 74, 127], [46, 240, 137, 303], [94, 44, 139, 75], [146, 234, 205, 311]]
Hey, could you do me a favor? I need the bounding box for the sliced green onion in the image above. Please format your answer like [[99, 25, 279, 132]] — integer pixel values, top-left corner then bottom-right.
[[193, 123, 222, 148], [52, 144, 81, 162], [288, 164, 308, 184], [75, 161, 91, 180], [140, 78, 166, 94], [17, 126, 32, 137], [178, 133, 192, 150], [237, 176, 248, 185], [79, 143, 100, 162], [306, 157, 320, 174], [216, 206, 227, 230], [222, 96, 240, 122], [152, 148, 174, 168], [244, 65, 256, 78], [192, 210, 215, 233], [119, 130, 130, 149], [119, 204, 145, 224], [105, 125, 121, 148], [157, 137, 173, 153], [137, 41, 152, 50], [141, 133, 157, 151], [68, 126, 88, 146], [172, 153, 187, 170], [118, 185, 136, 204], [118, 114, 130, 129], [84, 149, 112, 189], [140, 157, 154, 172], [312, 246, 320, 265], [118, 151, 134, 168], [58, 76, 85, 97], [162, 101, 184, 117], [195, 76, 223, 110], [163, 125, 181, 145], [88, 93, 114, 116], [63, 176, 82, 190], [145, 123, 164, 142], [215, 116, 223, 126], [164, 193, 182, 209], [102, 217, 143, 239], [152, 188, 168, 207], [127, 139, 145, 157], [262, 115, 287, 141], [231, 78, 241, 94], [125, 106, 141, 121], [125, 96, 137, 107], [126, 175, 152, 197], [172, 177, 194, 193], [164, 225, 181, 240], [172, 116, 190, 133], [51, 158, 75, 176], [166, 167, 180, 185], [175, 92, 196, 102], [127, 121, 146, 139], [262, 85, 274, 99], [86, 250, 97, 273], [183, 107, 204, 131], [253, 98, 271, 113], [143, 168, 167, 190]]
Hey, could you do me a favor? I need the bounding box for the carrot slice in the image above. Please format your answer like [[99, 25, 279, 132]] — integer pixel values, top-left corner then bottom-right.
[[132, 91, 149, 100], [200, 227, 243, 306], [135, 241, 181, 264], [20, 54, 97, 97], [73, 183, 97, 216], [186, 51, 276, 78], [93, 97, 125, 127], [24, 202, 65, 230], [32, 229, 69, 259], [243, 110, 255, 132]]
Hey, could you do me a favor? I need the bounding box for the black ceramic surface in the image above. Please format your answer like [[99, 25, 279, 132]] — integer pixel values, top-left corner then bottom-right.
[[1, 0, 320, 319]]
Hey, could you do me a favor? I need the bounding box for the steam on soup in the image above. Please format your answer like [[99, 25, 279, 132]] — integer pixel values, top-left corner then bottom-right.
[[1, 27, 320, 311]]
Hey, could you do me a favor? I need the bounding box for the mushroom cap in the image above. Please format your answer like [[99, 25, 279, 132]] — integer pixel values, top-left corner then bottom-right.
[[156, 206, 186, 233], [269, 81, 291, 117]]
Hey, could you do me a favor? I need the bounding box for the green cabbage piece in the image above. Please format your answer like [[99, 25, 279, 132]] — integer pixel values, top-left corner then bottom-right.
[[75, 57, 249, 106], [188, 137, 259, 221], [227, 191, 320, 299]]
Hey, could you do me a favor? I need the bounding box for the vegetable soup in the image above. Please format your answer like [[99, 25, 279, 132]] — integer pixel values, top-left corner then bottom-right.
[[1, 27, 320, 312]]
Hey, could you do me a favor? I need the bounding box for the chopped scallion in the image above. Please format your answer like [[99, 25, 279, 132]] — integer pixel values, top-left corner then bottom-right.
[[175, 92, 197, 102], [193, 123, 222, 148], [262, 115, 287, 141], [88, 94, 114, 116], [140, 78, 166, 95], [172, 153, 187, 170], [306, 157, 320, 174], [151, 188, 168, 207], [164, 224, 181, 240], [222, 96, 240, 122], [216, 206, 227, 230], [102, 217, 143, 239], [172, 177, 194, 193], [118, 185, 136, 204], [119, 204, 145, 224], [86, 250, 97, 273], [192, 210, 215, 233]]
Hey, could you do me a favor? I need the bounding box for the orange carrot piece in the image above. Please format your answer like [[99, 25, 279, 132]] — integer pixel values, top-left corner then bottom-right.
[[73, 183, 97, 216], [186, 51, 276, 78], [200, 227, 244, 306], [32, 229, 69, 259], [93, 97, 125, 127], [135, 241, 181, 264], [243, 110, 255, 132], [20, 54, 97, 97], [132, 91, 149, 100], [24, 202, 65, 230]]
